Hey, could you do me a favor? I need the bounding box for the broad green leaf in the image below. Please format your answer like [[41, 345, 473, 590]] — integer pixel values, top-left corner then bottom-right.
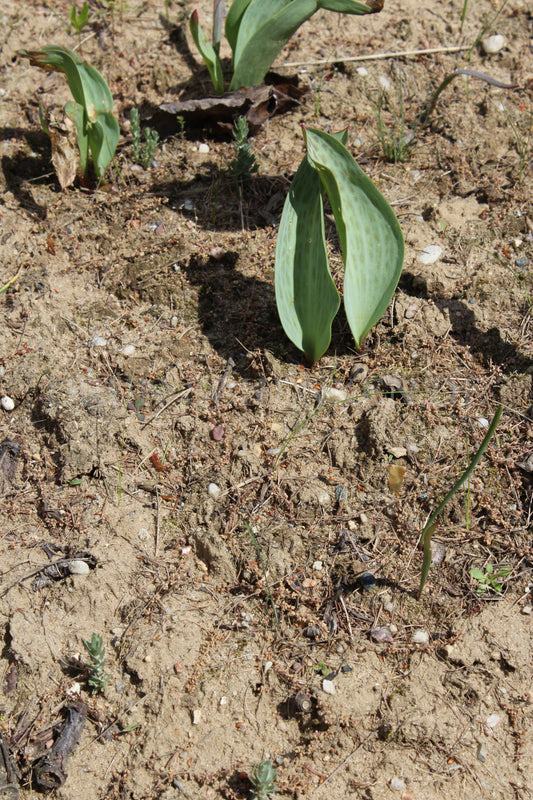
[[18, 46, 118, 178], [189, 11, 224, 95], [470, 568, 486, 582], [230, 0, 378, 90], [275, 152, 340, 364], [304, 127, 404, 349], [275, 129, 347, 364]]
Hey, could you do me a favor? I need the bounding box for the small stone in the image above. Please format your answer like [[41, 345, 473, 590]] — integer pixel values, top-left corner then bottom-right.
[[418, 244, 443, 264], [198, 143, 210, 153], [390, 776, 405, 791], [356, 66, 368, 76], [404, 304, 418, 319], [486, 713, 500, 729], [412, 629, 429, 644], [68, 560, 90, 576], [477, 417, 489, 428], [359, 573, 376, 591], [88, 336, 107, 348], [389, 446, 407, 458], [371, 626, 393, 643], [1, 396, 15, 411], [312, 561, 323, 571], [521, 604, 532, 615], [516, 256, 529, 269], [192, 709, 202, 724], [323, 387, 347, 403], [210, 246, 225, 260], [322, 679, 336, 695], [359, 512, 369, 524], [144, 654, 152, 663], [121, 344, 136, 356], [477, 742, 487, 762], [219, 696, 227, 706], [208, 482, 221, 500], [211, 426, 225, 441], [317, 491, 330, 506], [170, 315, 179, 327], [182, 198, 194, 211], [481, 34, 506, 54]]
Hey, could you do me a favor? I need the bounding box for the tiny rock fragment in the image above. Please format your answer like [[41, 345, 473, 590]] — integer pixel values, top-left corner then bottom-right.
[[88, 336, 107, 348], [418, 244, 442, 264], [121, 344, 136, 356], [481, 34, 506, 54], [521, 604, 532, 615], [323, 387, 347, 403], [371, 626, 394, 643], [0, 396, 15, 412], [68, 560, 90, 576], [430, 539, 446, 565], [359, 573, 376, 590], [303, 624, 322, 639], [211, 426, 225, 441], [477, 742, 487, 762], [317, 491, 330, 506], [486, 713, 500, 729], [322, 679, 336, 695], [390, 776, 405, 791], [208, 482, 221, 500], [404, 304, 418, 319], [412, 629, 429, 645], [477, 417, 489, 428], [197, 143, 210, 153], [389, 446, 407, 459], [192, 709, 202, 725]]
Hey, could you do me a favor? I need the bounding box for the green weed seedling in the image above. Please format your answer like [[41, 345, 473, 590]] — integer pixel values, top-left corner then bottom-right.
[[275, 126, 404, 363], [190, 0, 383, 95], [229, 115, 258, 180], [83, 633, 110, 694], [250, 760, 279, 800], [70, 2, 89, 40], [19, 46, 119, 185], [313, 660, 329, 677], [418, 406, 502, 597], [130, 107, 160, 169], [470, 563, 511, 594]]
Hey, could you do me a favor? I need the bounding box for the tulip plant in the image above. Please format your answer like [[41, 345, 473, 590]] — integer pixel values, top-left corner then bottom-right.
[[190, 0, 384, 95], [275, 127, 404, 363], [18, 45, 119, 182]]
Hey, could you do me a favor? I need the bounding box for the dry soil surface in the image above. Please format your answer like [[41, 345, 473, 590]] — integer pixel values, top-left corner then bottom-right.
[[1, 1, 533, 799]]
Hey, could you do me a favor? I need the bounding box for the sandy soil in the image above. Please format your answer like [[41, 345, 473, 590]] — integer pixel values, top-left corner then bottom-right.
[[1, 1, 533, 798]]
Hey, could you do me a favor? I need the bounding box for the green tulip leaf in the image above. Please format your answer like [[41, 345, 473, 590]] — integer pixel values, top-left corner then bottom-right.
[[189, 11, 224, 95]]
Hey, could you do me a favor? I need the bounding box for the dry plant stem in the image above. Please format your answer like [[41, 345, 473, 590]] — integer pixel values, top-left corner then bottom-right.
[[419, 69, 517, 126], [33, 703, 86, 790], [279, 45, 470, 68]]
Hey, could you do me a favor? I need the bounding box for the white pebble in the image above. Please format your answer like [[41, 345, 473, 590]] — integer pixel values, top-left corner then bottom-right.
[[322, 679, 336, 695], [317, 491, 330, 506], [418, 244, 443, 265], [522, 604, 532, 615], [390, 776, 405, 791], [1, 396, 15, 411], [121, 344, 136, 356], [68, 560, 90, 575], [312, 561, 323, 571], [477, 417, 489, 428], [481, 34, 506, 54], [378, 75, 391, 91], [486, 713, 500, 729], [412, 629, 429, 644], [170, 315, 179, 327], [88, 336, 107, 348], [198, 143, 210, 153], [356, 66, 368, 76], [389, 446, 407, 458], [182, 198, 195, 211], [208, 482, 221, 500], [323, 387, 347, 403], [192, 709, 202, 724]]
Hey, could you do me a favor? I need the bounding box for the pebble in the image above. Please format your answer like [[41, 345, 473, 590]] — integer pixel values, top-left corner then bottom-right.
[[312, 561, 323, 571], [1, 396, 15, 411], [477, 417, 489, 428], [486, 713, 500, 729], [323, 387, 347, 403], [192, 709, 202, 724], [418, 244, 443, 264], [211, 426, 225, 441], [359, 573, 376, 591], [182, 198, 195, 211], [121, 344, 136, 356], [389, 446, 407, 458], [170, 315, 179, 327], [68, 560, 90, 575], [412, 629, 429, 644], [404, 304, 418, 319], [356, 66, 368, 76], [522, 604, 532, 615], [390, 776, 405, 791], [516, 257, 529, 269], [477, 742, 487, 762], [317, 491, 330, 506], [208, 482, 221, 500], [371, 626, 394, 643], [481, 34, 506, 54], [322, 679, 336, 695], [88, 336, 107, 348], [198, 143, 210, 153]]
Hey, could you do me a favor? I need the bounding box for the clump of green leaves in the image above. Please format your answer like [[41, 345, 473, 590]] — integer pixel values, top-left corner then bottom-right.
[[470, 564, 511, 594], [312, 660, 329, 676], [250, 760, 278, 800], [190, 0, 383, 95], [18, 45, 119, 185], [83, 633, 110, 694], [229, 116, 258, 180], [275, 127, 404, 363], [130, 107, 160, 169], [70, 2, 89, 37]]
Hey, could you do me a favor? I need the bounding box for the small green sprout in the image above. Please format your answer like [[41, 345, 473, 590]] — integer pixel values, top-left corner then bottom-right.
[[130, 107, 160, 169], [229, 116, 258, 181], [312, 660, 329, 677], [82, 633, 110, 694], [70, 2, 89, 37], [470, 564, 511, 594], [250, 760, 278, 800]]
